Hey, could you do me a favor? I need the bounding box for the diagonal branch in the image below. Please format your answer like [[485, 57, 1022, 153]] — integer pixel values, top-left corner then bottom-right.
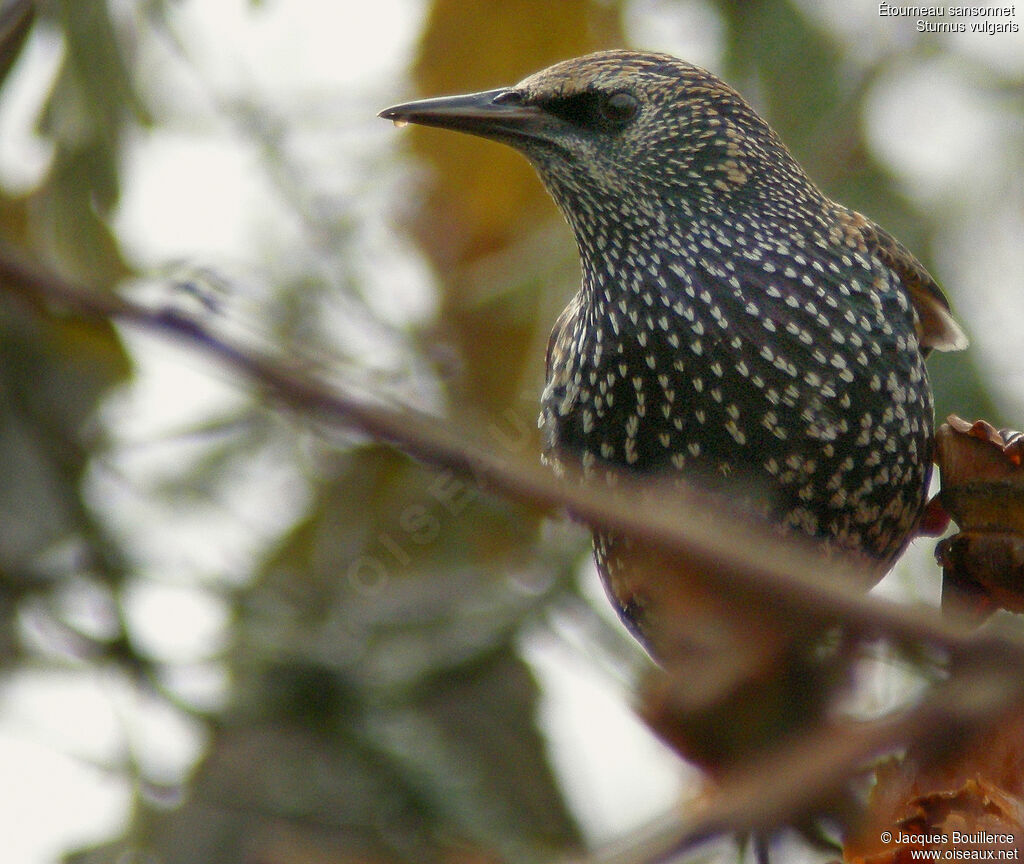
[[575, 664, 1024, 864], [0, 247, 1018, 660], [6, 247, 1024, 859]]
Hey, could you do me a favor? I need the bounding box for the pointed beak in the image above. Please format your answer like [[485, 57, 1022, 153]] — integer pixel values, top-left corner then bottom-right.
[[379, 88, 550, 146]]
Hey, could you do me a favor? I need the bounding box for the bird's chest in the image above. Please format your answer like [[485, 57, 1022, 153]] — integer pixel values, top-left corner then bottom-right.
[[540, 289, 759, 478], [541, 325, 678, 473], [539, 267, 932, 492]]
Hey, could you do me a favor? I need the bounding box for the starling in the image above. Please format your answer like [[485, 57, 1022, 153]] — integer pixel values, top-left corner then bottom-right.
[[381, 50, 968, 646]]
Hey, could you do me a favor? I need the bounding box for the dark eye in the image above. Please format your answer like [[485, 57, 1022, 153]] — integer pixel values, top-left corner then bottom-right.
[[601, 91, 639, 124], [542, 89, 640, 132]]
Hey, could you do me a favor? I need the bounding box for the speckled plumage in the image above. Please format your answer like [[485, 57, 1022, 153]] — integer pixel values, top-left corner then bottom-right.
[[381, 50, 967, 643]]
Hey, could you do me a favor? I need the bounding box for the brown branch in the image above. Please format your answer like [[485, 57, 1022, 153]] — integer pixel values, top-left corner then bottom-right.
[[0, 246, 1006, 658], [575, 665, 1024, 864], [6, 246, 1024, 856]]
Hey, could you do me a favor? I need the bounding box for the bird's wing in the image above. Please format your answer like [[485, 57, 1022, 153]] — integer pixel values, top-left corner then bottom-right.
[[544, 296, 581, 379], [850, 211, 969, 353], [539, 293, 584, 465]]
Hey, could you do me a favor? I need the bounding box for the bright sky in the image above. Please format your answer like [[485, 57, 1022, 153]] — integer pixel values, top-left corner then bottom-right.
[[0, 2, 1021, 862]]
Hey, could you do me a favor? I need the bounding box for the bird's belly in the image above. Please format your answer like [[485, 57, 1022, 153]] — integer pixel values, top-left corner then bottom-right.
[[541, 329, 934, 564]]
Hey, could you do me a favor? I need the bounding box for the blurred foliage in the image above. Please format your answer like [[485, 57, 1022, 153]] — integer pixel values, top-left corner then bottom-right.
[[408, 0, 622, 415], [0, 1, 1018, 864], [0, 0, 133, 675]]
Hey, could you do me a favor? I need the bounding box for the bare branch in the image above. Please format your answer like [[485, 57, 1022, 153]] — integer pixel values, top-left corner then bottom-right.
[[7, 246, 1024, 857], [0, 248, 1018, 658], [574, 664, 1023, 864]]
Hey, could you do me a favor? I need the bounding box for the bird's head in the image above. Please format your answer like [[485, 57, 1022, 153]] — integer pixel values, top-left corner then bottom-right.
[[380, 50, 813, 235]]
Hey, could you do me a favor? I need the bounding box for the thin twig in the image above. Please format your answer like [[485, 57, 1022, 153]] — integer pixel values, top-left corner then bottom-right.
[[1, 248, 1012, 660], [7, 248, 1024, 860], [574, 664, 1023, 864]]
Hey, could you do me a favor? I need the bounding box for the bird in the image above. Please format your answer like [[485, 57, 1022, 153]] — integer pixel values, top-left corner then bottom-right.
[[380, 50, 968, 656]]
